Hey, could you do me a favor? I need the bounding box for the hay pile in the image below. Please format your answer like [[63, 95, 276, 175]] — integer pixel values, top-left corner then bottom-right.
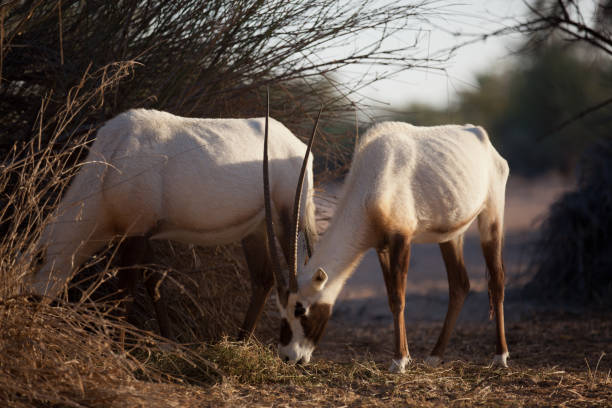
[[524, 138, 612, 307]]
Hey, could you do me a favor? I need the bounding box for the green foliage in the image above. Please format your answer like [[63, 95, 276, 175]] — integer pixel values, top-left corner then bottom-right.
[[499, 45, 612, 175], [394, 43, 612, 176]]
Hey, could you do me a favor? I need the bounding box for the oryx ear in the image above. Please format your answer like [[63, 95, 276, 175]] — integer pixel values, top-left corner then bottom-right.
[[311, 268, 328, 291]]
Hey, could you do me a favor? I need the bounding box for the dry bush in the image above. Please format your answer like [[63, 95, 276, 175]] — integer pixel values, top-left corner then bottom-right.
[[0, 61, 138, 299], [0, 0, 441, 154], [0, 62, 225, 406], [524, 138, 612, 307]]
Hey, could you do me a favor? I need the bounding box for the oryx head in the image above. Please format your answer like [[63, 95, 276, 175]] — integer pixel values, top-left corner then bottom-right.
[[262, 93, 330, 364]]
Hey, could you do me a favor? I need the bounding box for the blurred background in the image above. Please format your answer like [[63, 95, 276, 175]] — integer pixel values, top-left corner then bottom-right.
[[1, 0, 610, 340], [326, 0, 612, 322]]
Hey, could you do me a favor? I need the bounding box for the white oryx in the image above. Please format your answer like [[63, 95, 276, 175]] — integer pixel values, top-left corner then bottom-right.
[[265, 120, 510, 372], [28, 108, 317, 339]]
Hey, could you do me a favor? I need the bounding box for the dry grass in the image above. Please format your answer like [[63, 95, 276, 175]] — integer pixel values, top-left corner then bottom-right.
[[2, 293, 610, 407], [136, 314, 612, 407], [0, 296, 221, 407]]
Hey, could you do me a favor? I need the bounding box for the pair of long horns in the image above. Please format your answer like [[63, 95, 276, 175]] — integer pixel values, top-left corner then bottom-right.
[[263, 88, 321, 307]]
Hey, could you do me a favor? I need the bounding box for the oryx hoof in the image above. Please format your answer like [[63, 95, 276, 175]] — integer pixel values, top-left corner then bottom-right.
[[491, 352, 509, 368], [389, 356, 411, 373]]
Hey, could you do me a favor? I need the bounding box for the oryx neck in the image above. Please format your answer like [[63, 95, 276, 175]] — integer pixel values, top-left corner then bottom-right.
[[305, 199, 371, 304]]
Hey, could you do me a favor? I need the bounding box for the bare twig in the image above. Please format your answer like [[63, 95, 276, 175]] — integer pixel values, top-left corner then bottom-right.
[[543, 95, 612, 138]]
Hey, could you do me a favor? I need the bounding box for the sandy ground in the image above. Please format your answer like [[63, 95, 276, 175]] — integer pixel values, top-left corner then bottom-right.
[[314, 173, 575, 324]]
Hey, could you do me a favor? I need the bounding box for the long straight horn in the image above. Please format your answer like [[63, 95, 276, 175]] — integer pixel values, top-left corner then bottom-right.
[[289, 107, 322, 293], [263, 87, 288, 306]]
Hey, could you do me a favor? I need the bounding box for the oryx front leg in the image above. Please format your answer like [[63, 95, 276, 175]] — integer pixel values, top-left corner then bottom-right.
[[117, 236, 174, 340], [377, 234, 411, 373], [426, 235, 470, 367], [143, 269, 173, 340], [238, 227, 275, 341], [238, 210, 294, 341]]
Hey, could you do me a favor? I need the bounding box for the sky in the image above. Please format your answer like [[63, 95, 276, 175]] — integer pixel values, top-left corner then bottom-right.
[[346, 0, 529, 111]]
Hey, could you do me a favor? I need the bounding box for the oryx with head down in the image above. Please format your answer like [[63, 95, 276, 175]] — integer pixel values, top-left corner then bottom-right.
[[266, 119, 510, 372], [28, 107, 317, 340]]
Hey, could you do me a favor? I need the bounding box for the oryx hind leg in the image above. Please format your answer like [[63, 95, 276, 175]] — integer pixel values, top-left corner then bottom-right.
[[478, 208, 509, 367], [377, 233, 411, 373], [426, 234, 470, 367]]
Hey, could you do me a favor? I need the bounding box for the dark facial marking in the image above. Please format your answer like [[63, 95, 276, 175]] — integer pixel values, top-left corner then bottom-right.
[[294, 302, 306, 317], [300, 302, 331, 346], [280, 318, 292, 346]]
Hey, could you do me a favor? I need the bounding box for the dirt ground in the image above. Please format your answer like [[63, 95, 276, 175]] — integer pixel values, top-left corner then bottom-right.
[[175, 311, 612, 407]]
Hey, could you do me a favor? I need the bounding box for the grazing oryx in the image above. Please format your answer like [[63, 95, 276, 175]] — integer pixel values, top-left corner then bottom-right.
[[266, 120, 510, 372], [28, 108, 317, 340]]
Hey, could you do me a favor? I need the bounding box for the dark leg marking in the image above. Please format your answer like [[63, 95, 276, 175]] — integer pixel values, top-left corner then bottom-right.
[[117, 237, 144, 327], [377, 233, 411, 363], [238, 228, 274, 341], [117, 236, 173, 339], [481, 223, 508, 357]]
